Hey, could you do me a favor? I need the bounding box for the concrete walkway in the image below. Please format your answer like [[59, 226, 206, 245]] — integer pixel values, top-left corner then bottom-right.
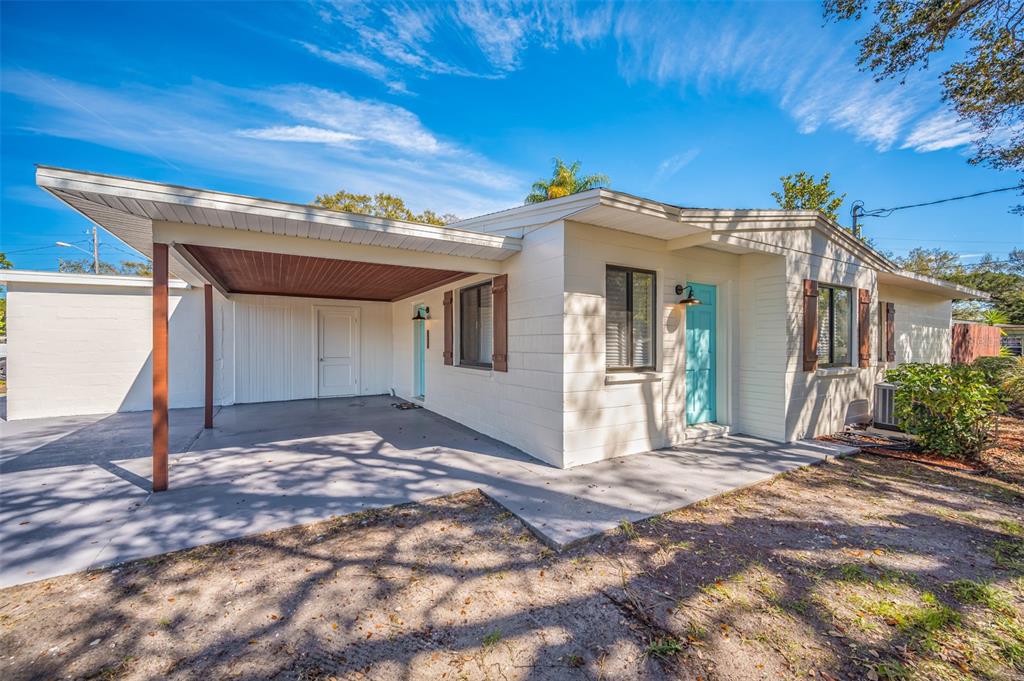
[[0, 396, 856, 587]]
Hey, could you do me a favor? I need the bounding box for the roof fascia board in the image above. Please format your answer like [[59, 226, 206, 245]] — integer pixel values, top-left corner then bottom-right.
[[36, 166, 521, 253], [0, 269, 189, 289], [449, 190, 603, 233], [153, 221, 505, 275]]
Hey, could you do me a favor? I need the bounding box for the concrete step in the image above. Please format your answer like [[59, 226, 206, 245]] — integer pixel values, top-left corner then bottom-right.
[[683, 423, 730, 443]]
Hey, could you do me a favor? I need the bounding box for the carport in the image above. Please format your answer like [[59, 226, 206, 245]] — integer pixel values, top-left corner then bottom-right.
[[35, 165, 522, 491]]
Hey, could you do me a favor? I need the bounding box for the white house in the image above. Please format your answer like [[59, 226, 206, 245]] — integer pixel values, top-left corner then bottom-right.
[[1, 166, 984, 481]]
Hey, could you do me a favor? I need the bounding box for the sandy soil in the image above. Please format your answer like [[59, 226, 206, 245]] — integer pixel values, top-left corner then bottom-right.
[[2, 422, 1022, 681]]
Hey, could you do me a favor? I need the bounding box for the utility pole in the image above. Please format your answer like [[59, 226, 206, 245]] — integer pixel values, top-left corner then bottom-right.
[[91, 226, 99, 274], [850, 201, 864, 239]]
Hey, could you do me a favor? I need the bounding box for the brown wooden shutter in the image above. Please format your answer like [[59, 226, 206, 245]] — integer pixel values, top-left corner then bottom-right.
[[443, 290, 454, 366], [802, 279, 819, 372], [858, 288, 871, 368], [491, 274, 508, 372], [885, 302, 896, 362]]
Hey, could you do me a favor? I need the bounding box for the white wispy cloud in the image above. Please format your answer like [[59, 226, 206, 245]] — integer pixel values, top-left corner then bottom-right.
[[236, 125, 363, 146], [1, 69, 521, 217], [902, 110, 978, 152], [298, 41, 410, 94], [304, 1, 967, 156], [251, 86, 452, 155], [653, 149, 700, 184]]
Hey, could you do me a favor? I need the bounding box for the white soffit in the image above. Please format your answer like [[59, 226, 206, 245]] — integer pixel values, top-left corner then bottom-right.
[[878, 270, 989, 300], [35, 166, 522, 263]]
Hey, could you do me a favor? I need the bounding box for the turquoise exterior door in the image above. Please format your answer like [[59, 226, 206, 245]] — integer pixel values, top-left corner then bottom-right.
[[685, 282, 717, 425], [414, 306, 427, 398]]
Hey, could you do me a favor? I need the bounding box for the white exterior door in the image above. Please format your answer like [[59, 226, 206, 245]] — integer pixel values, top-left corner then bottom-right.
[[317, 308, 359, 397]]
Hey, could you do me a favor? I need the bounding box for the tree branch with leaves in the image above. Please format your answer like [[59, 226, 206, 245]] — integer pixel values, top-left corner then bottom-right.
[[825, 0, 1024, 175], [771, 171, 847, 223], [313, 190, 458, 226]]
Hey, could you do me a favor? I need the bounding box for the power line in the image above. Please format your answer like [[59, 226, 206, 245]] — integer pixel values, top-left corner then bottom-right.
[[851, 183, 1024, 236], [3, 239, 90, 255], [862, 184, 1023, 217]]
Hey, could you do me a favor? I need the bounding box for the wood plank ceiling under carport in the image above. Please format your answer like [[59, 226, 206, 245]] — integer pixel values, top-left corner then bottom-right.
[[183, 244, 472, 302]]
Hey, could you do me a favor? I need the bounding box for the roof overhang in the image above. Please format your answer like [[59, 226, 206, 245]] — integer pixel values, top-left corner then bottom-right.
[[450, 189, 708, 241], [35, 166, 523, 269], [878, 270, 989, 300]]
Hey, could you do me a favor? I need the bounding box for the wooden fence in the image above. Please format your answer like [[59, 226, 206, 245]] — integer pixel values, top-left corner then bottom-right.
[[951, 323, 1002, 364]]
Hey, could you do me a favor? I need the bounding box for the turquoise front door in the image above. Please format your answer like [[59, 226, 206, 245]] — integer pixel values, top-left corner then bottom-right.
[[685, 282, 717, 425]]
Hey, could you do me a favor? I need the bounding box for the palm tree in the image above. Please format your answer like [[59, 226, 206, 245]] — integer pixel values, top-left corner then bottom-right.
[[524, 158, 609, 204]]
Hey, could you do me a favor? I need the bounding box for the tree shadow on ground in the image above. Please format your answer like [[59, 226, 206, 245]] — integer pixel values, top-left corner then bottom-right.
[[2, 452, 1023, 681]]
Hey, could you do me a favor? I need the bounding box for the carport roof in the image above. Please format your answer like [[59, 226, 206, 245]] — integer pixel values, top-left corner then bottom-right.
[[35, 165, 523, 263]]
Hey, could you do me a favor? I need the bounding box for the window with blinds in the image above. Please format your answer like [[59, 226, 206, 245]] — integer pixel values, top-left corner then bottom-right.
[[816, 284, 852, 367], [606, 266, 656, 370], [460, 281, 493, 367]]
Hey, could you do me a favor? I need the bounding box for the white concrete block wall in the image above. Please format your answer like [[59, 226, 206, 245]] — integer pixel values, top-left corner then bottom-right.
[[783, 230, 877, 440], [233, 295, 392, 403], [5, 282, 229, 419], [876, 284, 952, 367], [391, 222, 566, 467], [736, 253, 788, 441], [562, 221, 744, 467]]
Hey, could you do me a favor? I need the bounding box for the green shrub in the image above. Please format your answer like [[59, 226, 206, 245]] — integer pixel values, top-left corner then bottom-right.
[[885, 363, 1006, 459], [1001, 356, 1024, 406], [973, 356, 1017, 388]]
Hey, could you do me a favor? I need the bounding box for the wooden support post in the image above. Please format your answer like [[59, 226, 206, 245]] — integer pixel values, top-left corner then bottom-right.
[[152, 243, 169, 492], [204, 284, 214, 429]]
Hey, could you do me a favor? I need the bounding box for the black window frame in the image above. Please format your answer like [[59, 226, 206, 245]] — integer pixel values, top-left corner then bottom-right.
[[605, 265, 657, 372], [817, 283, 853, 368], [459, 280, 493, 369]]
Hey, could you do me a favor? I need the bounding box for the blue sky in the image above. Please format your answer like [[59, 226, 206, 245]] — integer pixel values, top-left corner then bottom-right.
[[2, 0, 1021, 271]]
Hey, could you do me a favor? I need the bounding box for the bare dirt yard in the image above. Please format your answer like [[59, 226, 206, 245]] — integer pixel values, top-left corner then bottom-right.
[[2, 419, 1023, 681]]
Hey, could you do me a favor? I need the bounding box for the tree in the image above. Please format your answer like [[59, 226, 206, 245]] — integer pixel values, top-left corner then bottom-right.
[[771, 171, 846, 223], [825, 0, 1024, 174], [313, 190, 457, 226], [892, 247, 965, 278], [0, 252, 12, 270], [119, 260, 153, 277], [58, 259, 153, 276], [525, 158, 609, 204]]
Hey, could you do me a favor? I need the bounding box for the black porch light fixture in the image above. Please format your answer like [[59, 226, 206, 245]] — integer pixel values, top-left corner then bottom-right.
[[675, 284, 701, 307], [412, 306, 429, 321]]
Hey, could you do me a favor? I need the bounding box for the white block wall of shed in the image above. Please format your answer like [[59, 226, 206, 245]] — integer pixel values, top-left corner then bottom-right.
[[390, 222, 566, 467], [4, 283, 227, 419]]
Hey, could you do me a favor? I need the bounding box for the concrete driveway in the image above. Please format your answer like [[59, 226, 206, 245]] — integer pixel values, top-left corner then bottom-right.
[[0, 396, 855, 587]]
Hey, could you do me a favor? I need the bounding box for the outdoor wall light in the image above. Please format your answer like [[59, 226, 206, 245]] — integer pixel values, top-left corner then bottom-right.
[[412, 306, 430, 321], [674, 284, 701, 306]]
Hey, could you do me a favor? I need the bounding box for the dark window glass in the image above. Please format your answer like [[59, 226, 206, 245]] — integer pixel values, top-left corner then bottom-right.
[[606, 266, 656, 370], [460, 282, 493, 367], [817, 284, 852, 367]]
